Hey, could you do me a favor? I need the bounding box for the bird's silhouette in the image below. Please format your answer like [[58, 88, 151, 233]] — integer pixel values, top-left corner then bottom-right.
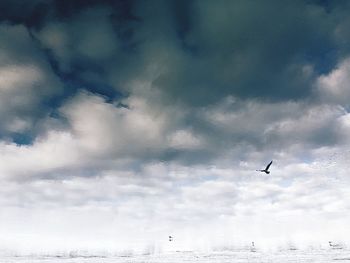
[[256, 161, 273, 174], [329, 241, 342, 249], [250, 241, 256, 252]]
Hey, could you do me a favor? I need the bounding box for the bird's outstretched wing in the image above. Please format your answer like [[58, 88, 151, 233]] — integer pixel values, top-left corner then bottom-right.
[[265, 160, 273, 171]]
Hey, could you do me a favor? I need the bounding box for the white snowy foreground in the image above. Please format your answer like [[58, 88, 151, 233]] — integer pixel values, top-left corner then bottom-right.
[[1, 250, 350, 263]]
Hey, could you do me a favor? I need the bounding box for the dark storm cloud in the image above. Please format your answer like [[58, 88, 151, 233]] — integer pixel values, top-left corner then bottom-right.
[[0, 0, 50, 28], [150, 0, 335, 105], [1, 0, 350, 153], [16, 0, 345, 106]]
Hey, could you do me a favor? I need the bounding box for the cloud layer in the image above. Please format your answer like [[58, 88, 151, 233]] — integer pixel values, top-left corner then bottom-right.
[[0, 0, 350, 252]]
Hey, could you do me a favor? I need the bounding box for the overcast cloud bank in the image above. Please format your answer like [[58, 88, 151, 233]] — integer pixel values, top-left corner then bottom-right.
[[0, 0, 350, 252]]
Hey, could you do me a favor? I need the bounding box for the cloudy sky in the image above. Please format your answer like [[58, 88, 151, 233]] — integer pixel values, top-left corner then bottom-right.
[[1, 0, 350, 253]]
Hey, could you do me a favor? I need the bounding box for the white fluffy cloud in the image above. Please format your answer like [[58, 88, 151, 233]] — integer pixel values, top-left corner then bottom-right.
[[317, 58, 350, 105], [1, 84, 350, 251]]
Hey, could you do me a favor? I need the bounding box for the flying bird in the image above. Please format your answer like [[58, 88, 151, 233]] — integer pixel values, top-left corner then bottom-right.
[[256, 161, 273, 174], [329, 241, 343, 249]]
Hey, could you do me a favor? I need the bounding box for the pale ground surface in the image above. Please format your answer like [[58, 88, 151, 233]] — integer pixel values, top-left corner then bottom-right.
[[1, 250, 350, 263]]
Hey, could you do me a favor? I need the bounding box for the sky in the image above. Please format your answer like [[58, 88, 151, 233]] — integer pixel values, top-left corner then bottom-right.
[[1, 0, 350, 254]]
